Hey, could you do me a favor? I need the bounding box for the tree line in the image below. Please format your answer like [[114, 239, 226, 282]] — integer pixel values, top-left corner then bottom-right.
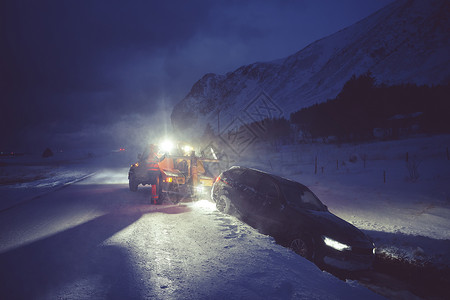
[[290, 72, 450, 143]]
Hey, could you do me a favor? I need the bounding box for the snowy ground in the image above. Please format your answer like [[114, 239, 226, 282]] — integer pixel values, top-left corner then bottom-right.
[[0, 164, 382, 299], [238, 134, 450, 269], [1, 135, 449, 299], [0, 151, 101, 212]]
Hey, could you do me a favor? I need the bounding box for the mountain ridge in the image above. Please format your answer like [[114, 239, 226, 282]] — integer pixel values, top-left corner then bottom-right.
[[171, 0, 450, 136]]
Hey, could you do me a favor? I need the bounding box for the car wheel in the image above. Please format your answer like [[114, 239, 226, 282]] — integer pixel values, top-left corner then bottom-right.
[[129, 177, 138, 192], [289, 236, 313, 260], [216, 195, 235, 214]]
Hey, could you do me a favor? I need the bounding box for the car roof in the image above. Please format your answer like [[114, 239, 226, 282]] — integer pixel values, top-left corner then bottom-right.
[[227, 166, 309, 190]]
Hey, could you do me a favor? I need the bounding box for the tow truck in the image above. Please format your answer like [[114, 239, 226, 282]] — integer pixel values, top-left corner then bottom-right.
[[128, 141, 221, 204]]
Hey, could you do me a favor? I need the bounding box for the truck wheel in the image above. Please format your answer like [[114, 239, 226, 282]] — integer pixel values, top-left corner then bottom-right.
[[174, 194, 184, 204], [157, 191, 165, 205], [156, 175, 164, 204], [129, 178, 138, 192]]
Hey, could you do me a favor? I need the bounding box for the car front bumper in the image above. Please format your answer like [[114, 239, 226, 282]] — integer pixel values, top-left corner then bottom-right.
[[323, 253, 374, 271], [319, 246, 375, 271]]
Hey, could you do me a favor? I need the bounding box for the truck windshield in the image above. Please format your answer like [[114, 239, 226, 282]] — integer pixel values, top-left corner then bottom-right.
[[280, 182, 326, 211]]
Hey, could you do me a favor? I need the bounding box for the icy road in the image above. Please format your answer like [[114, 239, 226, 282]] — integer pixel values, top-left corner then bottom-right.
[[0, 169, 383, 299]]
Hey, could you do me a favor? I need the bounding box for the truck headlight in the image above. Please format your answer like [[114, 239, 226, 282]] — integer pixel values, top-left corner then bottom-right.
[[182, 145, 193, 155], [160, 140, 174, 154], [323, 236, 351, 251]]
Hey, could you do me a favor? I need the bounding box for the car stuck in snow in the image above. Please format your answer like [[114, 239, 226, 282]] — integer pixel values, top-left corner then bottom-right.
[[211, 166, 375, 271]]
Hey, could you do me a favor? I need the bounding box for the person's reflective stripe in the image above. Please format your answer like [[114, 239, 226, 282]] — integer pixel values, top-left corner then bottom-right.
[[151, 184, 159, 204], [151, 185, 158, 198]]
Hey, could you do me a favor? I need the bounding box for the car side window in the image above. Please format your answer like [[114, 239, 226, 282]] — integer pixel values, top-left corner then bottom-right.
[[301, 191, 319, 206], [228, 168, 246, 179], [237, 170, 261, 189], [280, 182, 326, 211], [258, 177, 278, 197], [257, 176, 280, 211], [222, 168, 246, 184]]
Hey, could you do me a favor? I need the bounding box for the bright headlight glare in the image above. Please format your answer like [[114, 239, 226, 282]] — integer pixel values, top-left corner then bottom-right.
[[323, 236, 351, 251], [183, 145, 193, 154], [160, 140, 174, 153]]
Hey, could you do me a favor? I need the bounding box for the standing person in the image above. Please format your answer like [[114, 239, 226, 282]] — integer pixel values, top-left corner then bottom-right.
[[146, 144, 162, 204]]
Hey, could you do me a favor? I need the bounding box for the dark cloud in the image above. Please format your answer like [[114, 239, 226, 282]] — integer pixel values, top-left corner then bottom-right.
[[2, 0, 210, 92], [0, 0, 393, 151]]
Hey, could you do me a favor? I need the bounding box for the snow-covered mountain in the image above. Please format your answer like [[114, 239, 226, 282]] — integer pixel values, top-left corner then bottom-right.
[[171, 0, 450, 136]]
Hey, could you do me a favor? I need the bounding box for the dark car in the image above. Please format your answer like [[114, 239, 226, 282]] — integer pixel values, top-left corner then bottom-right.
[[211, 166, 375, 271]]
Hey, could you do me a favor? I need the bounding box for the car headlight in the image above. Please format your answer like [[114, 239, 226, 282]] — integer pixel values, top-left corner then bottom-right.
[[323, 236, 351, 251]]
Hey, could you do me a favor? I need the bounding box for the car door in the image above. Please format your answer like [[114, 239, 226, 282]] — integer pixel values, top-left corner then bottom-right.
[[247, 175, 286, 236], [233, 170, 261, 220], [219, 168, 245, 197]]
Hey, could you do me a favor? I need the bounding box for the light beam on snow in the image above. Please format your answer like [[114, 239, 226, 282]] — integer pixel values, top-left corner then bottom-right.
[[190, 200, 216, 212], [75, 169, 129, 185]]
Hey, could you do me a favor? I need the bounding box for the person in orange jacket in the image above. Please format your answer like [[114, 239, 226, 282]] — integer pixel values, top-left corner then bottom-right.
[[128, 144, 165, 204], [145, 144, 163, 204]]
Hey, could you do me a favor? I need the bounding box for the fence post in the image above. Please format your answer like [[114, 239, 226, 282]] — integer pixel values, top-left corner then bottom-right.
[[315, 156, 318, 174]]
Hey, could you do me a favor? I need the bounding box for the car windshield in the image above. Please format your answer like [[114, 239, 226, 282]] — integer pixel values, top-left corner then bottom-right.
[[280, 181, 326, 211]]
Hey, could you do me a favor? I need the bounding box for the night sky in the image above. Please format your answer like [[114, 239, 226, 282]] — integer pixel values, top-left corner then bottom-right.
[[1, 0, 393, 152]]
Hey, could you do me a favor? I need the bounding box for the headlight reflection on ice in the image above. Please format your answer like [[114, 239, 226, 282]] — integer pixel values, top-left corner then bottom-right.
[[76, 169, 129, 185], [191, 200, 216, 211]]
